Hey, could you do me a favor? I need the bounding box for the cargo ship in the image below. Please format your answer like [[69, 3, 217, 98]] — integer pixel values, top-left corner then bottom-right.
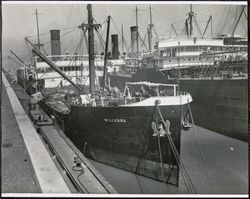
[[16, 4, 194, 185], [108, 5, 248, 141]]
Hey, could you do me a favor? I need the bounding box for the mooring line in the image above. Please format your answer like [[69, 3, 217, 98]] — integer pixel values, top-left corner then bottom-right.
[[188, 102, 215, 193]]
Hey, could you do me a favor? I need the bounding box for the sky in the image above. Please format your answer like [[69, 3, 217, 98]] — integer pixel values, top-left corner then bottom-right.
[[1, 1, 248, 70]]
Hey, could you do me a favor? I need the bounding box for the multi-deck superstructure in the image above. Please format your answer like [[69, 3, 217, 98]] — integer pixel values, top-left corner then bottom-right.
[[142, 36, 247, 79], [109, 5, 248, 141]]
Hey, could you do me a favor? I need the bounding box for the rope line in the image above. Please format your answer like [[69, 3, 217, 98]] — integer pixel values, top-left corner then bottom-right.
[[41, 27, 78, 47], [95, 29, 105, 52], [157, 134, 166, 183], [138, 32, 148, 51], [26, 26, 79, 39], [188, 102, 214, 193], [110, 17, 129, 52], [156, 104, 197, 193]]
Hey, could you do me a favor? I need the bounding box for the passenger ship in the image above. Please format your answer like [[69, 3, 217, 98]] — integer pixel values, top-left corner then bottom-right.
[[109, 5, 248, 141], [17, 53, 105, 94]]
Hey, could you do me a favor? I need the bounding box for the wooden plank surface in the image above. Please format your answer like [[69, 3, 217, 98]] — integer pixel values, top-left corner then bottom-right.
[[40, 125, 117, 194]]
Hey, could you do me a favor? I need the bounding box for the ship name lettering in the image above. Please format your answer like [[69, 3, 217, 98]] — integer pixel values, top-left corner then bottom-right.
[[104, 118, 127, 123]]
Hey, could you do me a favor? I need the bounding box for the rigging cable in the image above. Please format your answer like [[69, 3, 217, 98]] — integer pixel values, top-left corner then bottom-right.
[[157, 134, 166, 183], [142, 29, 148, 45], [187, 102, 215, 193], [165, 5, 218, 24], [134, 106, 156, 174], [83, 28, 89, 53], [241, 15, 247, 35], [41, 27, 78, 47], [152, 26, 159, 41], [156, 105, 197, 193], [216, 6, 227, 35], [193, 16, 203, 37], [65, 35, 84, 68], [38, 33, 83, 81], [61, 28, 80, 54], [25, 39, 34, 63], [138, 32, 148, 52], [93, 17, 108, 53], [110, 17, 129, 53], [66, 4, 74, 27], [220, 6, 233, 34], [133, 97, 172, 193], [95, 28, 105, 52], [99, 17, 108, 47], [101, 18, 107, 39], [234, 6, 238, 25], [169, 25, 173, 38], [26, 25, 79, 39]]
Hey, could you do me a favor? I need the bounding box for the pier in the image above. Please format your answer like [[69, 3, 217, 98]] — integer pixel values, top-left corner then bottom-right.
[[1, 72, 117, 194]]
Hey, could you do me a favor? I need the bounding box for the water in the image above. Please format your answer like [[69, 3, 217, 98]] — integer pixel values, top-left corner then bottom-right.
[[90, 160, 182, 194], [90, 126, 248, 194]]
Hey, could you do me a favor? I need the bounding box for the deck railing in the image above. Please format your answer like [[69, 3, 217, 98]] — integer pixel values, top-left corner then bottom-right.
[[34, 54, 103, 63], [177, 91, 189, 96]]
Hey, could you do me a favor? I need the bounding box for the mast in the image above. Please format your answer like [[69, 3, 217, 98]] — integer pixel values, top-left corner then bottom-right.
[[148, 5, 153, 51], [189, 4, 194, 37], [149, 5, 152, 28], [171, 24, 178, 37], [121, 24, 124, 53], [102, 16, 111, 92], [193, 15, 202, 37], [87, 5, 95, 94], [135, 5, 139, 63], [35, 9, 42, 50], [35, 9, 40, 50], [231, 5, 246, 38], [79, 4, 101, 94], [210, 16, 213, 36], [185, 19, 189, 37], [202, 16, 212, 38], [134, 5, 146, 67]]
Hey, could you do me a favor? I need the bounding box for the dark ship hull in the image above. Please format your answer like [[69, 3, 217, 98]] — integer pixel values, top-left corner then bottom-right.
[[39, 99, 190, 184], [109, 68, 248, 141]]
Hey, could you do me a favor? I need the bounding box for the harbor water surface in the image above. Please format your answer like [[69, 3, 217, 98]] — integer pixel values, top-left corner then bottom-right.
[[90, 125, 248, 194]]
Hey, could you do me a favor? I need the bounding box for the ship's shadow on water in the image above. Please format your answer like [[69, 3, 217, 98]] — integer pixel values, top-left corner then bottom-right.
[[90, 159, 182, 194], [89, 125, 248, 194]]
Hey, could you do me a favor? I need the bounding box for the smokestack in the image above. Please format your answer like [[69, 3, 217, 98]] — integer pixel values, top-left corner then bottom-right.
[[130, 26, 138, 54], [111, 34, 119, 59], [50, 30, 61, 61]]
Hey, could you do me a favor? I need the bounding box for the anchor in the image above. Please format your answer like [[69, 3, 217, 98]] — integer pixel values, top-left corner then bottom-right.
[[151, 119, 171, 137]]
